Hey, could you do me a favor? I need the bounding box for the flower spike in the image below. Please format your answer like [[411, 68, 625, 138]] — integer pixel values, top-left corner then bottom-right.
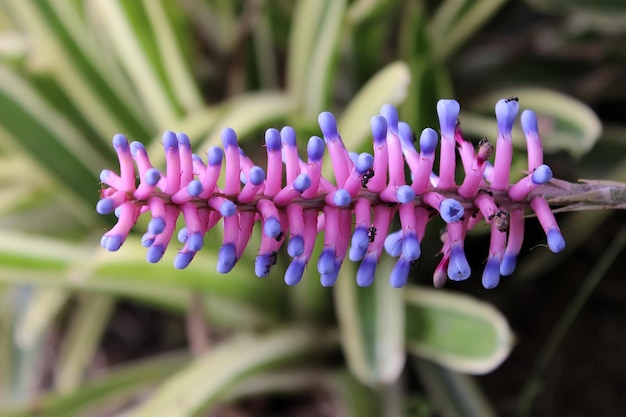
[[98, 99, 568, 289]]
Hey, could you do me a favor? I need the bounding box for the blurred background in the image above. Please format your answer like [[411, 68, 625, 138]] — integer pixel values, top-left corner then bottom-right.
[[0, 0, 624, 416]]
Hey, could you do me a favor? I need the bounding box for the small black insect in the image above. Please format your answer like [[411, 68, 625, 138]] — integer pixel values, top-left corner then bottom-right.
[[275, 231, 284, 242], [410, 131, 417, 143], [367, 226, 377, 243], [505, 95, 519, 103], [410, 260, 418, 269], [478, 188, 494, 197], [361, 168, 375, 188], [264, 251, 278, 275], [269, 251, 278, 265]]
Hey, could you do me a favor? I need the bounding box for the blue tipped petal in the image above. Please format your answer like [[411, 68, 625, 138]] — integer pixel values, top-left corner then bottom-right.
[[264, 217, 281, 238], [437, 100, 460, 138], [162, 131, 178, 150], [113, 133, 129, 150], [221, 128, 238, 148], [380, 104, 398, 134], [177, 132, 191, 147], [547, 229, 566, 253], [351, 227, 370, 250], [174, 252, 194, 269], [333, 189, 351, 207], [217, 243, 237, 273], [265, 128, 282, 151], [101, 235, 123, 251], [390, 258, 411, 288], [521, 110, 538, 136], [187, 232, 204, 252], [146, 245, 166, 263], [495, 98, 519, 133], [220, 200, 236, 217], [114, 206, 122, 218], [402, 233, 421, 260], [531, 164, 552, 185], [141, 233, 154, 247], [177, 227, 188, 243], [355, 153, 374, 174], [348, 152, 359, 165], [318, 249, 336, 275], [207, 146, 223, 165], [447, 246, 471, 281], [482, 258, 501, 289], [294, 173, 311, 192], [187, 180, 203, 197], [384, 230, 403, 257], [371, 115, 388, 144], [500, 253, 517, 276], [249, 166, 265, 185], [318, 112, 338, 139], [280, 126, 297, 146], [321, 266, 340, 287], [130, 141, 145, 156], [307, 136, 325, 161], [255, 253, 272, 277], [420, 128, 439, 154], [285, 259, 306, 286], [440, 198, 464, 223], [100, 169, 112, 182], [396, 185, 415, 204], [96, 198, 115, 215], [145, 168, 161, 186], [356, 255, 377, 287], [149, 217, 165, 235], [288, 236, 305, 257], [398, 122, 415, 148], [349, 246, 367, 262]]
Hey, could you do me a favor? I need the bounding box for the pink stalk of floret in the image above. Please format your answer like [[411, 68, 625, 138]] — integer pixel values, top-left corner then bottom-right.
[[436, 99, 460, 190], [501, 209, 525, 276], [521, 110, 543, 171], [530, 196, 566, 253], [491, 98, 519, 191], [318, 112, 353, 187], [458, 139, 494, 198], [264, 128, 283, 197], [221, 128, 240, 196]]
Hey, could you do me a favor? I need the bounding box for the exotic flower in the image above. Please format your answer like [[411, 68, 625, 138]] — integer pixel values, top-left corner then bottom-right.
[[97, 98, 566, 289]]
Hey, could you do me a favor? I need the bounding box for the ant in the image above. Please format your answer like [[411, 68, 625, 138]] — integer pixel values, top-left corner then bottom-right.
[[505, 96, 519, 103], [478, 188, 493, 197], [361, 168, 375, 188], [264, 251, 278, 275], [367, 226, 377, 243], [275, 231, 284, 242]]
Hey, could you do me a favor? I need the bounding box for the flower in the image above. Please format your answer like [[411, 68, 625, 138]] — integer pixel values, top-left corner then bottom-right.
[[97, 99, 565, 289]]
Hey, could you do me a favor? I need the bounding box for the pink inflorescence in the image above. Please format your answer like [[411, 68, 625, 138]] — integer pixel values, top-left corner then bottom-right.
[[97, 98, 565, 289]]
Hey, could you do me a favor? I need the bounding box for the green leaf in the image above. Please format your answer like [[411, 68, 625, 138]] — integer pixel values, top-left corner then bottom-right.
[[462, 88, 602, 159], [125, 327, 337, 417], [334, 256, 405, 386], [1, 353, 190, 417], [427, 0, 507, 61], [405, 286, 513, 374], [336, 61, 410, 157], [0, 232, 286, 320]]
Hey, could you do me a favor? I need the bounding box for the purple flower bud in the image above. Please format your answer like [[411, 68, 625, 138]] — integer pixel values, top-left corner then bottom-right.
[[437, 99, 460, 139], [440, 198, 464, 223], [371, 115, 388, 145], [482, 258, 501, 289], [547, 229, 566, 253], [390, 257, 411, 288], [217, 243, 237, 273], [419, 128, 438, 155], [285, 259, 306, 286], [447, 245, 471, 281], [381, 104, 399, 135], [356, 255, 377, 287], [307, 136, 325, 161], [531, 164, 552, 184], [495, 98, 519, 134], [318, 112, 338, 140]]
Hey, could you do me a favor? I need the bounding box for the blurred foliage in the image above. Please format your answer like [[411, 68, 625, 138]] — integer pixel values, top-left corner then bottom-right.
[[0, 0, 623, 416]]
